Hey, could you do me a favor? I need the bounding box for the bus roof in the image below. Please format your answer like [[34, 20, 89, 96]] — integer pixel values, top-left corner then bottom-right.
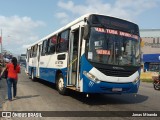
[[27, 13, 92, 48], [27, 13, 137, 48]]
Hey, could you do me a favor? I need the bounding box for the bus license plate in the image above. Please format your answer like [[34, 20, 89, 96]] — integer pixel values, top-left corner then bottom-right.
[[112, 88, 122, 92]]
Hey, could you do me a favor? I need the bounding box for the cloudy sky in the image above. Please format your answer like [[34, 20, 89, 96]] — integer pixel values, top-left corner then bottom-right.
[[0, 0, 160, 55]]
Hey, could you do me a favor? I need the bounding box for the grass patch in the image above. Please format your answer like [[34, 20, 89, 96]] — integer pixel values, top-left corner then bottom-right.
[[140, 79, 153, 83], [140, 72, 158, 83]]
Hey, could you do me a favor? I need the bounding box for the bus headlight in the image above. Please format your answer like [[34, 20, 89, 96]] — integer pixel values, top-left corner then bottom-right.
[[83, 71, 100, 83], [133, 76, 140, 84]]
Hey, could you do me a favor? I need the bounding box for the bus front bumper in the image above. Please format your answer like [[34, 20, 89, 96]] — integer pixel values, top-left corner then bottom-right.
[[82, 76, 140, 94]]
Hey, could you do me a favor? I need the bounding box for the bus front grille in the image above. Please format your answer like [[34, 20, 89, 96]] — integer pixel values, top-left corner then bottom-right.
[[96, 67, 135, 77]]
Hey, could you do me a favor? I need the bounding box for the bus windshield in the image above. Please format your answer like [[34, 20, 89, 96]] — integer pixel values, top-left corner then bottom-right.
[[86, 27, 140, 66]]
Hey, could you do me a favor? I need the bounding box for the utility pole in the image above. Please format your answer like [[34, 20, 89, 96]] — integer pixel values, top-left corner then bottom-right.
[[0, 29, 3, 65], [0, 29, 2, 54]]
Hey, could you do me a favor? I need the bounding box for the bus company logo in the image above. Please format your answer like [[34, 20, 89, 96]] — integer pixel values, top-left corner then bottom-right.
[[112, 67, 124, 70], [55, 61, 63, 64], [2, 112, 12, 118]]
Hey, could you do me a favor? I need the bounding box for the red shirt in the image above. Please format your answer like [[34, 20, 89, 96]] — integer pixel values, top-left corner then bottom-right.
[[6, 63, 20, 80]]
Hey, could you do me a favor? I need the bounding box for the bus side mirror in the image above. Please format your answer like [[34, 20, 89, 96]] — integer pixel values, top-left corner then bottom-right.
[[83, 25, 90, 40]]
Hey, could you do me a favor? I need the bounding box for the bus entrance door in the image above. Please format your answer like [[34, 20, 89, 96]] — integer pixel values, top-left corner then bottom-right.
[[36, 45, 41, 78], [67, 27, 81, 90]]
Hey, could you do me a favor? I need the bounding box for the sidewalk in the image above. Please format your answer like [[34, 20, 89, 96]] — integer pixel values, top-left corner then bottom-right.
[[2, 80, 42, 111], [0, 78, 7, 110], [0, 71, 61, 120]]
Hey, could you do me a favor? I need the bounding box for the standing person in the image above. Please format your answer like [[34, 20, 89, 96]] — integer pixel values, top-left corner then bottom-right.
[[0, 57, 20, 101], [3, 58, 10, 79]]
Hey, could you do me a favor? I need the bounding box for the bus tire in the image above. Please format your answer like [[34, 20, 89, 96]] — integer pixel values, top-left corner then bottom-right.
[[31, 69, 36, 81], [56, 73, 67, 95]]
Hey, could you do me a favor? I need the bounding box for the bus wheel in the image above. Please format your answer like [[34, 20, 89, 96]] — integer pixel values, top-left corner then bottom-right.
[[57, 73, 67, 95], [31, 70, 35, 81]]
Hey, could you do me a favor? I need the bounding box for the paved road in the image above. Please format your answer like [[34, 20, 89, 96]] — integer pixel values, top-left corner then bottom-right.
[[1, 67, 160, 120], [0, 78, 7, 110]]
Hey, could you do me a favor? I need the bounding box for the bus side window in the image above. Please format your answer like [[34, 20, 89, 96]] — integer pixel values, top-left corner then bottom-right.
[[33, 45, 38, 57], [27, 50, 30, 62], [41, 40, 48, 56], [30, 46, 34, 58], [57, 30, 69, 53], [48, 35, 57, 54]]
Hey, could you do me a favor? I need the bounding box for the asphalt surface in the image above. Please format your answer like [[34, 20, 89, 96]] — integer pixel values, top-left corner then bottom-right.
[[0, 78, 7, 110], [0, 67, 160, 120]]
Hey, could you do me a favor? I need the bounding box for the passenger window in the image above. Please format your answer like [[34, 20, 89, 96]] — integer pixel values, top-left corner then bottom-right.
[[57, 30, 69, 52], [30, 47, 33, 58], [41, 40, 48, 56], [33, 45, 38, 57], [48, 35, 57, 54]]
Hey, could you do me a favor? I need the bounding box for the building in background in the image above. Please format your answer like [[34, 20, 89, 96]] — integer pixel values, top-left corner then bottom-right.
[[140, 29, 160, 72]]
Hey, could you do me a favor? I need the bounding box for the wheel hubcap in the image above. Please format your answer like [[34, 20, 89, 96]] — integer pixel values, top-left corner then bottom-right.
[[58, 78, 64, 91]]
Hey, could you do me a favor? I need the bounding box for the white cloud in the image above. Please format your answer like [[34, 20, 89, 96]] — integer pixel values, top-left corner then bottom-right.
[[55, 12, 69, 24], [56, 12, 69, 19], [22, 44, 31, 49], [0, 15, 45, 54], [114, 0, 157, 16], [57, 0, 159, 24], [58, 1, 74, 11]]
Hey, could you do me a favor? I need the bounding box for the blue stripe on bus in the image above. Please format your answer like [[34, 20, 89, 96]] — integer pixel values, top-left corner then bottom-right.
[[39, 67, 56, 83], [80, 54, 93, 79], [39, 67, 67, 84], [28, 66, 67, 85], [82, 75, 140, 93]]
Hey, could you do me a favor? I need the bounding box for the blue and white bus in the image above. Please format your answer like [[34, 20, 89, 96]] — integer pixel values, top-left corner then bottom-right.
[[26, 14, 141, 95]]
